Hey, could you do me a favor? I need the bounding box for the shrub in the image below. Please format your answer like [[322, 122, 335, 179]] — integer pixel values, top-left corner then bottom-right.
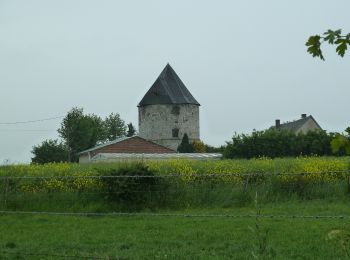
[[177, 133, 194, 153], [31, 139, 68, 164], [192, 140, 206, 153], [97, 163, 160, 206], [223, 129, 335, 159]]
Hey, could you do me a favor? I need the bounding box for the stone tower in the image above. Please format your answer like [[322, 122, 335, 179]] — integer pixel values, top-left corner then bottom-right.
[[138, 64, 200, 151]]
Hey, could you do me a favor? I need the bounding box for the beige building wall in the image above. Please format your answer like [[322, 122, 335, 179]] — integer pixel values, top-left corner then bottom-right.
[[296, 118, 322, 134], [79, 154, 90, 163], [138, 104, 200, 151]]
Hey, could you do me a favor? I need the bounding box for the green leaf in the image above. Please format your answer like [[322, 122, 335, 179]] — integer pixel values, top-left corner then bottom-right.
[[324, 31, 335, 44], [305, 35, 324, 60], [305, 35, 321, 46], [323, 29, 342, 44], [335, 38, 349, 57], [334, 29, 342, 35]]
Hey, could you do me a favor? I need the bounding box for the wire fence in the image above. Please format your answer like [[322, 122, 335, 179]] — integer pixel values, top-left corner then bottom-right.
[[0, 170, 349, 221], [1, 170, 349, 179], [1, 210, 350, 220]]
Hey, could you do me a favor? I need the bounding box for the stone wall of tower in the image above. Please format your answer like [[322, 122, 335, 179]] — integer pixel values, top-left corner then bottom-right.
[[138, 104, 200, 151]]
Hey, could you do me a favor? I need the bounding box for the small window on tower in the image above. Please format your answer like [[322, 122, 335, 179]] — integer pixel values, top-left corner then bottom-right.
[[172, 128, 179, 138], [171, 106, 180, 116]]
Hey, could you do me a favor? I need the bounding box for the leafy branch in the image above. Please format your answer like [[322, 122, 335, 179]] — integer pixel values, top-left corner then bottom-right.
[[306, 29, 350, 60]]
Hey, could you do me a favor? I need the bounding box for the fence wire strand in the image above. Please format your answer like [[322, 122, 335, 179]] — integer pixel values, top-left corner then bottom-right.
[[1, 250, 120, 259], [0, 210, 349, 220], [0, 170, 349, 180]]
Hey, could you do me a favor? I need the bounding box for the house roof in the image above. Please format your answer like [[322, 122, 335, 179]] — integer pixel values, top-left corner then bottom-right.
[[274, 115, 322, 132], [78, 136, 132, 155], [78, 136, 175, 155], [138, 64, 200, 106]]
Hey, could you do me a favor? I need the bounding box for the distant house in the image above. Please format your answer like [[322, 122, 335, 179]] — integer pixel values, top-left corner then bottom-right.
[[272, 114, 322, 134], [78, 135, 222, 163], [78, 136, 175, 163]]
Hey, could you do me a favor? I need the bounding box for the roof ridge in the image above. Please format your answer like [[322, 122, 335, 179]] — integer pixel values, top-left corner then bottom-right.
[[78, 136, 135, 154], [159, 67, 176, 103], [280, 115, 310, 126]]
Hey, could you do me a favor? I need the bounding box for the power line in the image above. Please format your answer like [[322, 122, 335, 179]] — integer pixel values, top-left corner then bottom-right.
[[0, 129, 56, 132], [0, 116, 63, 125]]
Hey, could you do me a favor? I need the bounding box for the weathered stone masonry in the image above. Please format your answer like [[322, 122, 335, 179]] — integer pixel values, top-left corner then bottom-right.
[[139, 104, 199, 151], [138, 64, 200, 151]]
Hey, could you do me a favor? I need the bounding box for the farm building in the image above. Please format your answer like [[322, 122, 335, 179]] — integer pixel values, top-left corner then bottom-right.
[[91, 152, 222, 162], [78, 136, 174, 163], [272, 114, 322, 134], [78, 136, 221, 163]]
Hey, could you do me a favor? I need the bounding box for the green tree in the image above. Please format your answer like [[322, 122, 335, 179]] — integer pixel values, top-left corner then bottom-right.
[[58, 107, 105, 162], [89, 113, 107, 144], [31, 139, 68, 164], [104, 113, 127, 141], [331, 128, 350, 155], [192, 140, 206, 153], [126, 123, 136, 137], [177, 133, 194, 153], [306, 29, 350, 60], [204, 144, 224, 153], [223, 129, 334, 159]]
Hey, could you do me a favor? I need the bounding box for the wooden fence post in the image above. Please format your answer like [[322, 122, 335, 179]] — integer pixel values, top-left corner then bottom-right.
[[4, 178, 9, 209], [243, 176, 250, 193]]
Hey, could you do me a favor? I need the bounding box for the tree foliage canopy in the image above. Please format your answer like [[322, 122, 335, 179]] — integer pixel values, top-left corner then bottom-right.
[[306, 29, 350, 60], [223, 129, 335, 159], [104, 113, 127, 141], [177, 133, 194, 153], [331, 128, 350, 155], [57, 108, 128, 162], [126, 123, 136, 137], [192, 140, 206, 153], [57, 108, 105, 162], [31, 139, 68, 164]]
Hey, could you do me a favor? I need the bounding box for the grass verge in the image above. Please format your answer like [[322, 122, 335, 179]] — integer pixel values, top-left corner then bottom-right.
[[1, 200, 350, 259]]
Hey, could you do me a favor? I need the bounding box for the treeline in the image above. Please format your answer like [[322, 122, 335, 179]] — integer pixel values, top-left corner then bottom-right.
[[223, 128, 350, 159], [32, 107, 350, 163], [32, 107, 136, 163]]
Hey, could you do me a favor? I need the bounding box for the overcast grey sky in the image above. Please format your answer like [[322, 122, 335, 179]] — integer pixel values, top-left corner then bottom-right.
[[1, 0, 349, 163]]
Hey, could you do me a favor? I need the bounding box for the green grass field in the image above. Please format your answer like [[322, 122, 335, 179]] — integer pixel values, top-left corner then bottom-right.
[[1, 200, 350, 259], [1, 158, 350, 259]]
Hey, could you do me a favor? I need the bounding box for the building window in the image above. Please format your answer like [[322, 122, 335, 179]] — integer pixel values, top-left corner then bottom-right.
[[171, 106, 180, 116], [172, 128, 179, 138]]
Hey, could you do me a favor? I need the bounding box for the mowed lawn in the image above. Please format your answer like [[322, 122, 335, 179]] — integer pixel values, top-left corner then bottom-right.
[[1, 200, 350, 259]]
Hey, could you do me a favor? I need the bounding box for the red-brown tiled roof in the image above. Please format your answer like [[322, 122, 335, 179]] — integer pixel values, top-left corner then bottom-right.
[[79, 136, 175, 156]]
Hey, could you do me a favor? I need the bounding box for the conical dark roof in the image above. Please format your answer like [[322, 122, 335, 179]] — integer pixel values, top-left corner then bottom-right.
[[138, 64, 200, 106]]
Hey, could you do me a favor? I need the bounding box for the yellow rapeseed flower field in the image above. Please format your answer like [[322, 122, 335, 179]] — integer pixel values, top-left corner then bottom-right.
[[0, 157, 349, 192]]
